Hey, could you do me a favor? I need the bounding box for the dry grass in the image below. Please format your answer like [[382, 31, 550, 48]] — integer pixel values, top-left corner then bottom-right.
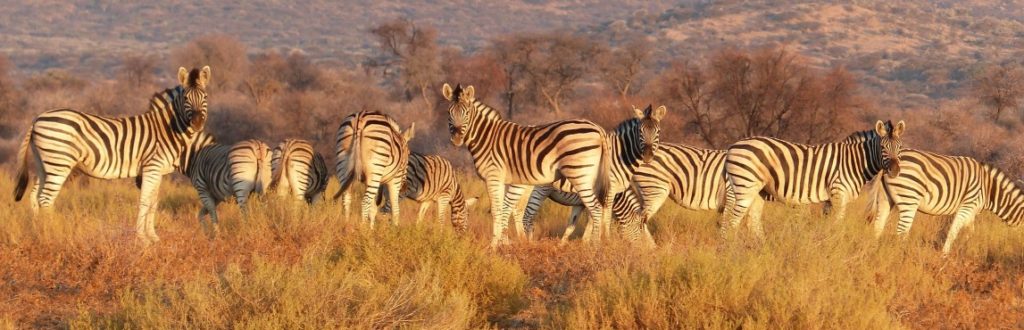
[[3, 173, 1024, 329]]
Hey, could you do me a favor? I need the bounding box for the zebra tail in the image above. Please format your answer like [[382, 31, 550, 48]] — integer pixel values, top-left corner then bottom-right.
[[864, 172, 887, 223], [595, 136, 612, 208], [269, 144, 293, 192], [13, 131, 31, 201], [253, 143, 269, 194], [333, 124, 362, 201]]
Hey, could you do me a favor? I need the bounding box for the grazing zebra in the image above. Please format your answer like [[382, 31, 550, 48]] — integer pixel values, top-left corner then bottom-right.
[[184, 139, 272, 234], [333, 111, 415, 228], [721, 120, 906, 239], [375, 152, 479, 232], [441, 83, 612, 247], [269, 139, 329, 204], [514, 104, 666, 241], [866, 149, 1024, 255], [13, 66, 212, 244], [517, 186, 654, 247]]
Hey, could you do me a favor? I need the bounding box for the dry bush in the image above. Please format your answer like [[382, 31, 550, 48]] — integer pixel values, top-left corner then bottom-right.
[[171, 35, 249, 93]]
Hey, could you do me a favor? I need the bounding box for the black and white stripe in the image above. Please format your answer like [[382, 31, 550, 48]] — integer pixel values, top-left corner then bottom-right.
[[333, 111, 414, 228], [516, 186, 653, 246], [515, 105, 666, 242], [269, 139, 329, 204], [376, 152, 478, 232], [13, 66, 212, 244], [183, 138, 272, 233], [442, 83, 612, 247], [721, 120, 905, 238], [867, 148, 1024, 254]]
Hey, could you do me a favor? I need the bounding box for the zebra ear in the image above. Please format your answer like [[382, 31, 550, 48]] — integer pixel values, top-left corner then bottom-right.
[[874, 120, 888, 137], [177, 67, 189, 87], [465, 197, 478, 207], [442, 83, 454, 102], [631, 105, 644, 119], [462, 85, 475, 101], [651, 105, 667, 122], [892, 120, 906, 138], [403, 123, 416, 142], [197, 66, 212, 89]]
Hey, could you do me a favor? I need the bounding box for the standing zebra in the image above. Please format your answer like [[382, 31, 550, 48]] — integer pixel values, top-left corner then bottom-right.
[[515, 105, 666, 241], [13, 66, 212, 244], [866, 149, 1024, 255], [184, 138, 272, 234], [375, 152, 479, 232], [441, 83, 612, 247], [269, 139, 329, 204], [721, 120, 905, 239], [333, 111, 415, 228]]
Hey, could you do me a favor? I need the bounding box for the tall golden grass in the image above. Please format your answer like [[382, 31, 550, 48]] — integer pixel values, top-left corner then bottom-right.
[[2, 173, 1024, 328]]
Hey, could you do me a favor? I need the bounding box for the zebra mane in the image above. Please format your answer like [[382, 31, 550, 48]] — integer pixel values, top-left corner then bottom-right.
[[186, 68, 203, 89], [839, 129, 880, 145], [471, 99, 503, 121]]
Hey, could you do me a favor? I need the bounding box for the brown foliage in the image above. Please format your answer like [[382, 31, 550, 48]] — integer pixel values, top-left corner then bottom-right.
[[171, 35, 249, 92], [652, 47, 860, 148], [369, 18, 442, 109], [971, 63, 1024, 121]]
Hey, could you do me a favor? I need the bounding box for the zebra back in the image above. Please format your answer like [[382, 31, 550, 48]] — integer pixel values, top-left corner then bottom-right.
[[333, 111, 414, 199], [271, 139, 330, 203]]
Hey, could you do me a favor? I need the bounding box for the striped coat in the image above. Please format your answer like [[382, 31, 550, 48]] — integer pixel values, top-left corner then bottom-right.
[[722, 120, 905, 239], [867, 149, 1024, 254], [14, 66, 212, 244], [334, 111, 415, 227], [377, 152, 477, 232], [183, 139, 272, 233], [442, 83, 612, 247], [269, 139, 329, 204]]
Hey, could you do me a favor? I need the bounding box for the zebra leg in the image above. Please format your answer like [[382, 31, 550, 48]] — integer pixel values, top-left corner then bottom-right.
[[521, 186, 552, 240], [746, 197, 766, 241], [485, 180, 509, 248], [29, 177, 41, 213], [720, 184, 756, 239], [871, 195, 893, 239], [893, 203, 921, 238], [361, 172, 385, 228], [417, 201, 432, 224], [342, 191, 353, 219], [828, 190, 850, 223], [502, 185, 532, 242], [136, 171, 163, 244], [436, 197, 450, 225], [35, 165, 72, 211], [234, 185, 251, 217], [386, 180, 403, 226], [560, 206, 585, 245], [942, 206, 980, 256], [640, 185, 669, 222]]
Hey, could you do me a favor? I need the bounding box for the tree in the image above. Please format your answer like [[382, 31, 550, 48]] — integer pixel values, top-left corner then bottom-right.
[[597, 37, 653, 101], [370, 18, 442, 109], [524, 33, 602, 115], [120, 53, 158, 88], [244, 52, 286, 106], [653, 47, 859, 148], [171, 35, 249, 92], [489, 35, 540, 118], [971, 63, 1024, 121]]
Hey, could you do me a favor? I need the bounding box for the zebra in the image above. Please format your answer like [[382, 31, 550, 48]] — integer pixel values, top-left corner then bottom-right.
[[441, 83, 612, 247], [513, 104, 666, 241], [721, 120, 906, 239], [516, 186, 654, 247], [13, 66, 212, 244], [183, 138, 272, 234], [333, 111, 415, 228], [375, 152, 479, 232], [269, 139, 329, 204], [866, 149, 1024, 255]]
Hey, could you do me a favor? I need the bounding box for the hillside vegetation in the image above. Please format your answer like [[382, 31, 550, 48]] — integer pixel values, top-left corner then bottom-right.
[[2, 175, 1024, 328]]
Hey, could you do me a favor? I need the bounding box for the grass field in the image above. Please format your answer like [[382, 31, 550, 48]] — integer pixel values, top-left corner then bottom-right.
[[2, 173, 1024, 329]]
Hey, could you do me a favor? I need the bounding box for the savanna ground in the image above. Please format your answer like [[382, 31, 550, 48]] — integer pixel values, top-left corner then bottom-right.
[[2, 172, 1024, 329]]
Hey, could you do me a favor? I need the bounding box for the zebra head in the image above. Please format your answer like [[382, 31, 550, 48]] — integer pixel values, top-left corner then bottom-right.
[[441, 83, 475, 147], [631, 104, 666, 164], [875, 120, 906, 177], [177, 66, 212, 134]]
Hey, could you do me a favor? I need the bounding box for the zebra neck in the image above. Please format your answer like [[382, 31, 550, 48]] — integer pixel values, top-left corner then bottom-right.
[[983, 166, 1024, 223], [464, 101, 512, 149], [610, 122, 644, 169], [148, 87, 191, 138]]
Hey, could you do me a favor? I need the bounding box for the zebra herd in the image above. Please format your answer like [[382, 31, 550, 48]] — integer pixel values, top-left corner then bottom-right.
[[9, 66, 1024, 255]]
